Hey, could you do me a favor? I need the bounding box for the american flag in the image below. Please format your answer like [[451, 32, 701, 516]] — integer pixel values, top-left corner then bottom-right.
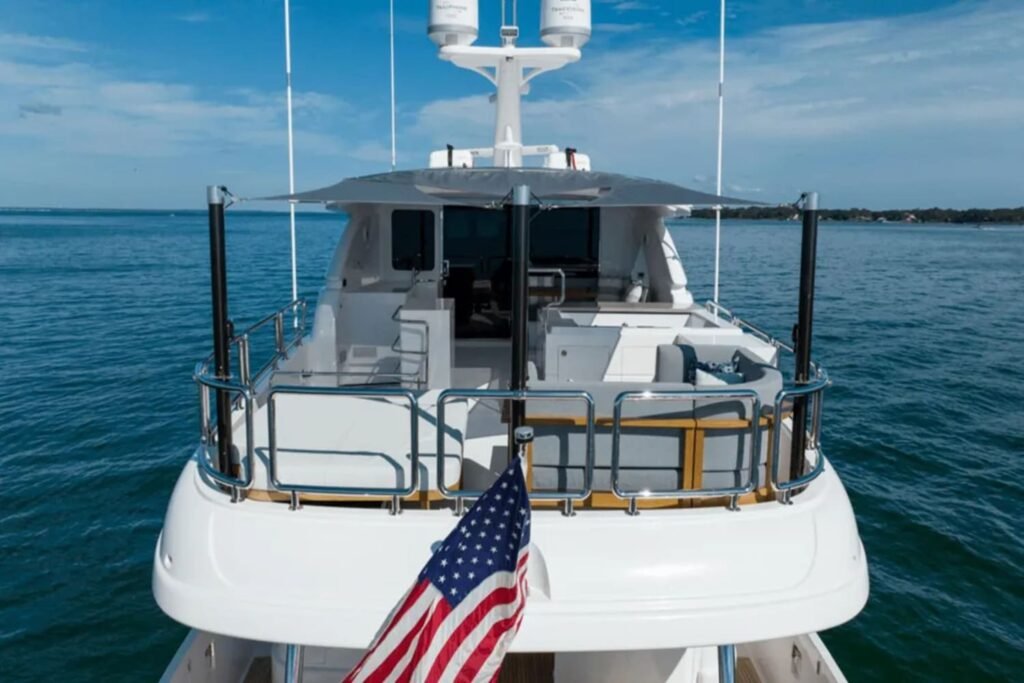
[[343, 458, 531, 683]]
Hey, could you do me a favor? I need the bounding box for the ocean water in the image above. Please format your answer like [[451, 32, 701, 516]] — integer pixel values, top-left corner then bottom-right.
[[0, 210, 1021, 681]]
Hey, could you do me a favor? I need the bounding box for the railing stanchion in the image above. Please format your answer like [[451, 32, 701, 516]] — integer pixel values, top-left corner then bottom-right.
[[812, 386, 824, 449], [284, 644, 304, 683], [627, 497, 639, 517], [275, 311, 286, 356], [718, 644, 736, 683], [198, 380, 211, 445], [239, 334, 252, 388]]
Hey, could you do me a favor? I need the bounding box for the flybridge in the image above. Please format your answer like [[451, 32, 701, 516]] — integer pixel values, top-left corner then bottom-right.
[[428, 0, 593, 169]]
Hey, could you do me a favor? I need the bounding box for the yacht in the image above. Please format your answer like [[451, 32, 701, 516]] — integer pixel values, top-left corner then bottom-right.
[[154, 2, 868, 681]]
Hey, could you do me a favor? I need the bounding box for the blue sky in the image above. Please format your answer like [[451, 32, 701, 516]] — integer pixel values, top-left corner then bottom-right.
[[0, 0, 1021, 209]]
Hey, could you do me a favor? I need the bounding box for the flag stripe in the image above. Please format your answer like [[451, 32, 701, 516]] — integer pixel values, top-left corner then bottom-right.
[[390, 599, 446, 683], [421, 552, 531, 683], [387, 597, 453, 683], [453, 602, 526, 683], [344, 458, 531, 683], [445, 566, 528, 683], [434, 552, 529, 683], [423, 579, 523, 683], [363, 599, 435, 683], [346, 581, 435, 682]]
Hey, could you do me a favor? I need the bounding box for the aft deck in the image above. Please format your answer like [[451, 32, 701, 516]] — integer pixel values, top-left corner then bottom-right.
[[195, 298, 826, 515], [154, 296, 865, 656]]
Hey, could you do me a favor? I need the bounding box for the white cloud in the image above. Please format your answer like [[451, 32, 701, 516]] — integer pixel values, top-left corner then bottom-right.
[[176, 12, 212, 24], [0, 33, 386, 206], [0, 32, 87, 53], [412, 0, 1024, 207], [676, 11, 709, 28], [592, 22, 649, 34]]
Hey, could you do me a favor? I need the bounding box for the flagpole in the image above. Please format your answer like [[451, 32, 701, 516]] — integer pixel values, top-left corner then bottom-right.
[[713, 0, 726, 306], [389, 0, 397, 170], [284, 0, 299, 305]]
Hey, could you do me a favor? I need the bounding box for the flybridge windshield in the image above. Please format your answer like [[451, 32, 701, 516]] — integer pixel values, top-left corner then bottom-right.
[[442, 206, 599, 272], [440, 206, 601, 338]]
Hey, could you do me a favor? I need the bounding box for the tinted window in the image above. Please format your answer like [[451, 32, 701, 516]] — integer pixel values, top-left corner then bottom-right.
[[391, 210, 435, 271], [530, 208, 599, 267], [441, 206, 600, 272]]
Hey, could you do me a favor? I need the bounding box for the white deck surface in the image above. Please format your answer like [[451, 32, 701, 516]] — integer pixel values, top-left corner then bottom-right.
[[234, 389, 467, 492]]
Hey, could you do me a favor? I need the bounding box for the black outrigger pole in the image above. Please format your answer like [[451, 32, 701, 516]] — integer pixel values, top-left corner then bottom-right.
[[207, 185, 233, 475], [508, 185, 531, 457], [790, 191, 819, 481]]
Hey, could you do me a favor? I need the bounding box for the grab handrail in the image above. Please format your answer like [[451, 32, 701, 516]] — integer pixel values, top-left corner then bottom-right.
[[704, 300, 794, 354], [390, 305, 430, 388], [529, 267, 567, 307], [231, 299, 308, 387], [611, 388, 762, 514], [435, 388, 596, 516], [266, 384, 420, 514], [193, 299, 307, 500], [193, 369, 255, 503], [771, 367, 830, 502]]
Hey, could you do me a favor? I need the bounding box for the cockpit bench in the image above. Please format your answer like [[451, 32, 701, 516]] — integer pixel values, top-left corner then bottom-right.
[[240, 390, 467, 506], [525, 348, 783, 508]]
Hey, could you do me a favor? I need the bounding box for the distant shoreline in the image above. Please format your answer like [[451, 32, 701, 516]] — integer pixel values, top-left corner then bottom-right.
[[2, 206, 1023, 225], [690, 207, 1024, 225]]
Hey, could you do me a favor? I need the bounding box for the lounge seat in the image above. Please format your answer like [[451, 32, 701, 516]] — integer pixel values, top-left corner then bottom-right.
[[238, 390, 467, 500], [525, 348, 782, 502]]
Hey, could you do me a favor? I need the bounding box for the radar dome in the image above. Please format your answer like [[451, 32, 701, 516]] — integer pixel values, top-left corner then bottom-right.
[[428, 0, 479, 47], [541, 0, 592, 48]]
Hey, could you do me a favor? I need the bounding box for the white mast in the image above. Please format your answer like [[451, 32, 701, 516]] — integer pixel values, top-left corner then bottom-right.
[[713, 0, 726, 305], [389, 0, 397, 171], [430, 0, 588, 168], [284, 0, 298, 304]]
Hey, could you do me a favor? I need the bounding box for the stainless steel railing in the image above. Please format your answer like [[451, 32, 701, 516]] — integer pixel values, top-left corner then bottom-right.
[[194, 299, 307, 500], [194, 370, 256, 502], [611, 388, 762, 514], [704, 299, 832, 501], [529, 267, 567, 307], [390, 305, 429, 388], [191, 297, 830, 510], [435, 388, 596, 517], [704, 300, 794, 354], [233, 300, 309, 388], [771, 366, 830, 503], [266, 384, 420, 514]]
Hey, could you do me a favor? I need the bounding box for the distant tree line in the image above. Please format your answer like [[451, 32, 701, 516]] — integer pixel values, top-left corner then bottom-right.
[[690, 206, 1024, 224]]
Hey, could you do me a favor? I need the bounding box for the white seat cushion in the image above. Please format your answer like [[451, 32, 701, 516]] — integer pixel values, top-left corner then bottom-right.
[[239, 391, 467, 494]]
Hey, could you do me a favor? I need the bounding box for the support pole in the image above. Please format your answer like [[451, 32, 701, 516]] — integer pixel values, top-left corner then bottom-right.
[[508, 185, 531, 457], [712, 0, 726, 305], [284, 644, 304, 683], [718, 644, 736, 683], [283, 0, 299, 306], [207, 186, 233, 475], [790, 192, 820, 481], [389, 0, 397, 171]]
